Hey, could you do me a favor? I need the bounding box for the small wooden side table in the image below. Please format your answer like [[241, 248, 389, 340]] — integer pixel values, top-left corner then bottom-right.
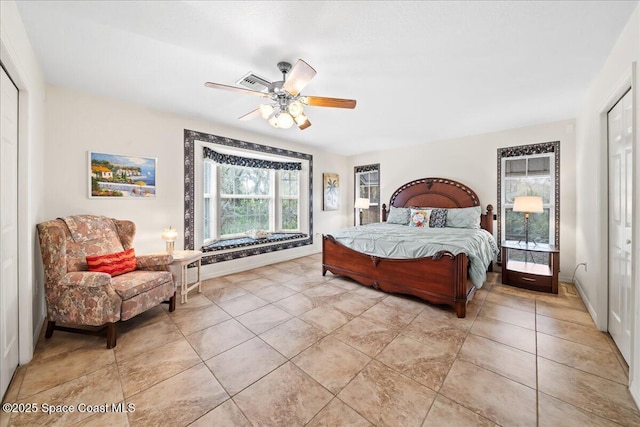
[[501, 241, 559, 294], [169, 250, 202, 303]]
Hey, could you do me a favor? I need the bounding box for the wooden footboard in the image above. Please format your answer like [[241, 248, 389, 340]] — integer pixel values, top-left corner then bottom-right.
[[322, 235, 475, 317]]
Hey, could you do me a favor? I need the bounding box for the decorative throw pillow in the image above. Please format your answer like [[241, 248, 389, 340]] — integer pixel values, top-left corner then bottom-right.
[[386, 206, 411, 225], [445, 206, 481, 229], [86, 248, 136, 277], [409, 208, 431, 227], [429, 208, 448, 228]]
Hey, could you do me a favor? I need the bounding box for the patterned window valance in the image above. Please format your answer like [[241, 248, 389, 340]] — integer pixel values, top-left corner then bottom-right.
[[354, 163, 379, 173], [203, 147, 302, 170]]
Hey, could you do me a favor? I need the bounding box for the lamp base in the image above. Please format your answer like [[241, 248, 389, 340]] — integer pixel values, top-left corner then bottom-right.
[[166, 241, 175, 254]]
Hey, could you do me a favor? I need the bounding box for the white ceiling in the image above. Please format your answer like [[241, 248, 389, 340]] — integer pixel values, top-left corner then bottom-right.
[[15, 1, 639, 156]]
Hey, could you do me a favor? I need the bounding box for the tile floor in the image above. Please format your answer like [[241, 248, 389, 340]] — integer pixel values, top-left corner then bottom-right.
[[2, 253, 639, 426]]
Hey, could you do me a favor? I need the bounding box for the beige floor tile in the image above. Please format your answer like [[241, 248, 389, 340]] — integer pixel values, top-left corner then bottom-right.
[[31, 332, 103, 362], [537, 332, 628, 384], [485, 290, 536, 312], [403, 310, 468, 354], [200, 276, 233, 292], [329, 277, 365, 291], [298, 305, 352, 333], [10, 365, 122, 426], [422, 395, 497, 427], [1, 364, 26, 404], [114, 316, 183, 361], [535, 289, 588, 312], [490, 283, 539, 300], [302, 283, 348, 306], [235, 304, 292, 335], [439, 359, 536, 426], [274, 293, 316, 315], [477, 301, 535, 329], [190, 399, 251, 427], [252, 284, 298, 302], [332, 317, 398, 357], [535, 299, 595, 326], [360, 300, 422, 331], [536, 315, 611, 350], [205, 337, 286, 396], [469, 316, 536, 353], [537, 392, 622, 427], [537, 357, 640, 425], [292, 336, 371, 394], [350, 285, 388, 302], [279, 276, 325, 292], [126, 363, 227, 426], [236, 277, 278, 293], [260, 318, 326, 358], [71, 406, 130, 426], [169, 304, 231, 336], [307, 398, 373, 426], [223, 271, 261, 283], [186, 319, 254, 360], [19, 346, 116, 399], [338, 360, 436, 427], [458, 334, 537, 388], [233, 362, 332, 426], [376, 335, 456, 391], [203, 284, 248, 303], [217, 294, 268, 317], [117, 338, 201, 397], [265, 269, 300, 283], [331, 292, 378, 317], [166, 293, 213, 311]]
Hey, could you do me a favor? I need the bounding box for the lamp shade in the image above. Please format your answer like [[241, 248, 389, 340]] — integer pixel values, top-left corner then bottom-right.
[[512, 196, 543, 213], [161, 226, 178, 242], [355, 198, 370, 209]]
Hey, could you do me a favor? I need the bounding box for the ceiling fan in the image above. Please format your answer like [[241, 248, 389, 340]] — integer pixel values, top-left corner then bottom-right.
[[204, 59, 356, 130]]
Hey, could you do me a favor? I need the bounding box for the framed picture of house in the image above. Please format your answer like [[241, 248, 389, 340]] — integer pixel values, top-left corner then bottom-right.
[[89, 151, 157, 198], [323, 172, 340, 211]]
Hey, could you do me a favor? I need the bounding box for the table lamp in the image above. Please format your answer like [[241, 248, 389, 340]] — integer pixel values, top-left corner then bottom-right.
[[161, 226, 178, 254], [355, 197, 370, 225], [512, 196, 543, 245]]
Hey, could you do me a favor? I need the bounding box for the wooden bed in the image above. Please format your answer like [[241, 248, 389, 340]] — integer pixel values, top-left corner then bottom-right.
[[322, 177, 493, 318]]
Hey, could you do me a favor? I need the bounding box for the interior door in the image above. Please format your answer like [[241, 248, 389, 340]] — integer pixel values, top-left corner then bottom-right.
[[608, 88, 633, 363], [0, 65, 20, 397]]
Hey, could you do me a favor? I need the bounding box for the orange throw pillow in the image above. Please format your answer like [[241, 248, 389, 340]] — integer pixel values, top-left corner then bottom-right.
[[86, 248, 136, 277]]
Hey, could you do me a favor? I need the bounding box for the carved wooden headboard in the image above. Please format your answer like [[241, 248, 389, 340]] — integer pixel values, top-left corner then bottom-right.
[[381, 177, 493, 234]]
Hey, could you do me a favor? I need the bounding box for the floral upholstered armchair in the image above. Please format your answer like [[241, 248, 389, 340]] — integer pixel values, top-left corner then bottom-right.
[[36, 215, 176, 348]]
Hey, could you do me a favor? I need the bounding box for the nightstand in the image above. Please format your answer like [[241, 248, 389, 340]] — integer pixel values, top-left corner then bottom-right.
[[501, 241, 559, 294]]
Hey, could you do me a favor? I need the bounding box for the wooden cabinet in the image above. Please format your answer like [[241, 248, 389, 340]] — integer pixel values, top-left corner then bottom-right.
[[501, 241, 559, 294]]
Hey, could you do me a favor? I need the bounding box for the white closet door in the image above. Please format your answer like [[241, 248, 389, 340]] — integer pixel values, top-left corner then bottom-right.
[[608, 88, 633, 363], [0, 66, 20, 398]]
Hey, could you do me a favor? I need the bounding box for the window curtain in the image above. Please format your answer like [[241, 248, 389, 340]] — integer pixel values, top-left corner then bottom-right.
[[203, 147, 301, 170]]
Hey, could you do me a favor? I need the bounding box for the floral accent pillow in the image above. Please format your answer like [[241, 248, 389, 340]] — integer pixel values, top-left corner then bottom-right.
[[429, 208, 448, 228], [386, 206, 411, 225], [409, 208, 431, 227], [86, 248, 136, 277]]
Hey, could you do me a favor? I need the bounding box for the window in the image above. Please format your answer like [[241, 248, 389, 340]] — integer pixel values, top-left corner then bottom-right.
[[184, 129, 312, 266], [203, 162, 300, 242], [354, 164, 380, 225], [497, 142, 560, 257]]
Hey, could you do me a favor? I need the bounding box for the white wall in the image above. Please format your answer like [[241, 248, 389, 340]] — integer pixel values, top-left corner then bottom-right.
[[0, 0, 47, 362], [348, 120, 577, 280], [44, 85, 351, 279], [574, 4, 640, 405]]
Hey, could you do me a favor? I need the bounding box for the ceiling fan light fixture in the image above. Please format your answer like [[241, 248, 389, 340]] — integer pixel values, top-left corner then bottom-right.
[[259, 104, 274, 119], [276, 112, 294, 129], [268, 115, 279, 128], [294, 114, 308, 126], [288, 100, 304, 117]]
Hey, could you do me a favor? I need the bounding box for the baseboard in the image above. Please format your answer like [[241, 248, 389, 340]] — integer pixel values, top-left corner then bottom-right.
[[574, 276, 601, 330]]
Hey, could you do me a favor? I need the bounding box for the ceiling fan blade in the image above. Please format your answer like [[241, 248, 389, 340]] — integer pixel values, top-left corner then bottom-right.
[[302, 96, 356, 109], [297, 118, 312, 130], [204, 82, 269, 98], [283, 59, 317, 96], [238, 108, 261, 121]]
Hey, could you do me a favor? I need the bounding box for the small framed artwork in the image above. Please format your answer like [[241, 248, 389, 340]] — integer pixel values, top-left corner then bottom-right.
[[89, 151, 157, 198], [323, 173, 340, 211]]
